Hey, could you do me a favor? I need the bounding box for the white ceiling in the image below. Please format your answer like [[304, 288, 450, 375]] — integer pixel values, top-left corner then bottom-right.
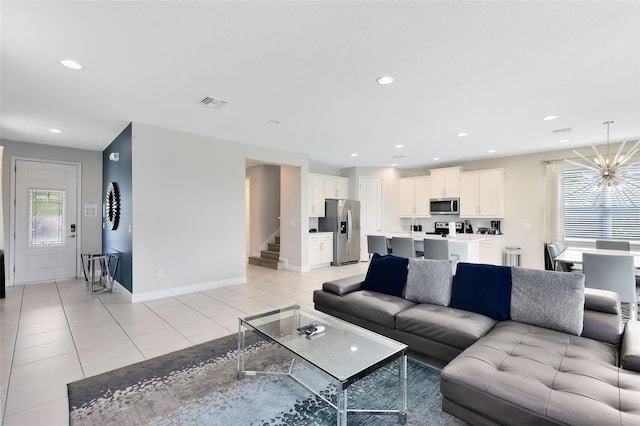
[[1, 1, 639, 169]]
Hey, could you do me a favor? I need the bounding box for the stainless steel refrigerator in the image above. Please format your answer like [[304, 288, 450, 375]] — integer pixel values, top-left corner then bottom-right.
[[319, 199, 361, 265]]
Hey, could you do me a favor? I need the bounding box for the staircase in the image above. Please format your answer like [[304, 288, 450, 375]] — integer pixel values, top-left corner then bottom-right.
[[248, 236, 284, 270]]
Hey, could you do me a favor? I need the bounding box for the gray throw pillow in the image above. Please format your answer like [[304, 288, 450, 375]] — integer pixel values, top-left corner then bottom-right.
[[510, 267, 585, 336], [405, 259, 453, 306]]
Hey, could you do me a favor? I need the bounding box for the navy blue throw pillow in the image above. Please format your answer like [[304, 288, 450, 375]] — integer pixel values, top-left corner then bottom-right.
[[451, 262, 512, 320], [362, 253, 409, 297]]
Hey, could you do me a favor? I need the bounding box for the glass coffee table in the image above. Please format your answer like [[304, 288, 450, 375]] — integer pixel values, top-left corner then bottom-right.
[[238, 305, 408, 425]]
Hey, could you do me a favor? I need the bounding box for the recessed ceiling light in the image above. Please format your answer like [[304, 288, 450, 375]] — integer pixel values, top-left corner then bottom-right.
[[377, 75, 394, 85], [433, 157, 440, 161], [395, 144, 403, 149], [268, 120, 280, 125], [350, 153, 358, 157], [60, 59, 83, 70], [48, 128, 62, 134], [558, 139, 569, 143], [456, 132, 468, 137], [488, 149, 496, 153], [543, 115, 559, 121], [391, 163, 398, 167]]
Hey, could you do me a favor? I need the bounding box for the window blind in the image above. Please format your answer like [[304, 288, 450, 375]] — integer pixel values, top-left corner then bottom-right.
[[563, 165, 640, 241]]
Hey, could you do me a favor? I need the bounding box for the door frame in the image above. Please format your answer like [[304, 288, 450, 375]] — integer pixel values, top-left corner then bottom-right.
[[9, 157, 83, 286]]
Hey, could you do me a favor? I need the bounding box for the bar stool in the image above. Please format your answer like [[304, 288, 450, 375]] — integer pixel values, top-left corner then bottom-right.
[[367, 235, 389, 259], [391, 237, 417, 259]]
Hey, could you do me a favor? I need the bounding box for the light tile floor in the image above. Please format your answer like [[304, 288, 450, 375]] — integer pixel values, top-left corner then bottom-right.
[[0, 262, 368, 425]]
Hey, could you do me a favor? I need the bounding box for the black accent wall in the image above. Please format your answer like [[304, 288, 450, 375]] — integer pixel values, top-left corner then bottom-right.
[[102, 124, 133, 292]]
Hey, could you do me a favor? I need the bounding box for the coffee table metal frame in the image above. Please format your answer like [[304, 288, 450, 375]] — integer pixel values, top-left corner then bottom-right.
[[237, 304, 407, 425]]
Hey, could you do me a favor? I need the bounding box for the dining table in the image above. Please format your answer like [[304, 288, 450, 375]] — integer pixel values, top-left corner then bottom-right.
[[554, 247, 640, 271]]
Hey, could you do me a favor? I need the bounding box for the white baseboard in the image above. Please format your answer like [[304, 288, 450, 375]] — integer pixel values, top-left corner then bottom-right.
[[285, 263, 307, 273], [111, 280, 132, 302], [309, 263, 331, 270], [130, 276, 247, 303]]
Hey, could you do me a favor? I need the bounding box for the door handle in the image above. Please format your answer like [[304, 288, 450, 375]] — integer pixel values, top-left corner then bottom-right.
[[69, 234, 76, 238]]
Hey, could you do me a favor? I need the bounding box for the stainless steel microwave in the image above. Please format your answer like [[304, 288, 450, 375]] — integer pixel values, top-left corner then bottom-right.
[[430, 198, 459, 215]]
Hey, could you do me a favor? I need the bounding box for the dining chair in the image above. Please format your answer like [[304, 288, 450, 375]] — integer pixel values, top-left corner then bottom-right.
[[391, 237, 417, 259], [583, 252, 637, 320], [367, 235, 389, 259], [595, 239, 630, 251], [555, 241, 568, 252], [546, 243, 571, 272], [553, 240, 580, 271]]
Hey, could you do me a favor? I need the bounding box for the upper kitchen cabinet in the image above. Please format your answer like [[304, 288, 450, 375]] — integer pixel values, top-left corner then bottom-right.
[[430, 167, 461, 198], [459, 169, 505, 218], [324, 175, 349, 199], [309, 173, 326, 217], [399, 176, 431, 217], [309, 173, 350, 217]]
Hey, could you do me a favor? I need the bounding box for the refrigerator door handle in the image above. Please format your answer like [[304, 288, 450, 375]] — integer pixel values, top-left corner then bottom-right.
[[347, 210, 352, 242]]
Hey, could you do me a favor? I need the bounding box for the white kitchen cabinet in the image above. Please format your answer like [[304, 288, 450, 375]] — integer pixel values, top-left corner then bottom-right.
[[429, 167, 461, 198], [310, 174, 350, 217], [308, 232, 334, 268], [478, 236, 505, 265], [459, 169, 505, 218], [309, 173, 326, 217], [325, 176, 349, 199], [399, 176, 430, 217]]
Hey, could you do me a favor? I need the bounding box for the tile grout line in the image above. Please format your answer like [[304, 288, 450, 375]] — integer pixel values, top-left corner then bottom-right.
[[2, 285, 25, 426], [56, 280, 87, 384], [143, 293, 236, 345]]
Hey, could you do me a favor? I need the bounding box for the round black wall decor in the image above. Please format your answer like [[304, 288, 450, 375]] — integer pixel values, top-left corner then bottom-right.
[[106, 182, 120, 230]]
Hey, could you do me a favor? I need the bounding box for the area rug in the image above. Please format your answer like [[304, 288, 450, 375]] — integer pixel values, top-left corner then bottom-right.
[[68, 333, 465, 425]]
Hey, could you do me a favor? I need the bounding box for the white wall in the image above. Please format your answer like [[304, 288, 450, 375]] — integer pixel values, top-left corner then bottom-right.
[[130, 124, 308, 300], [0, 139, 103, 281], [280, 166, 305, 271]]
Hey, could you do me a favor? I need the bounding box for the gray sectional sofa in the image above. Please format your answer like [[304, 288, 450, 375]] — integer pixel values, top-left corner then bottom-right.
[[313, 257, 640, 425]]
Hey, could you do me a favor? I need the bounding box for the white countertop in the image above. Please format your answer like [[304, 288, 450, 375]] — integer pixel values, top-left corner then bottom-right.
[[381, 232, 502, 242]]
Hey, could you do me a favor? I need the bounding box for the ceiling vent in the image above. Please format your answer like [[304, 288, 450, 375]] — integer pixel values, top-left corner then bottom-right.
[[200, 96, 228, 108], [552, 127, 573, 134]]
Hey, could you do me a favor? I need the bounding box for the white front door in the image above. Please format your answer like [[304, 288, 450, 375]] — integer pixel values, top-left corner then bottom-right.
[[358, 177, 383, 261], [14, 160, 78, 284]]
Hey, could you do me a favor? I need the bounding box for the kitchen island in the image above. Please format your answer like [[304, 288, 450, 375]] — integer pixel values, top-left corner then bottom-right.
[[378, 233, 481, 263]]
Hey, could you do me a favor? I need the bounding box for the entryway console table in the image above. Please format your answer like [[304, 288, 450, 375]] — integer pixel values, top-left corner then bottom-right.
[[80, 252, 120, 293]]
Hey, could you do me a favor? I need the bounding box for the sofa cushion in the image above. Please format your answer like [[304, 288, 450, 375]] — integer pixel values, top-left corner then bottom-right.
[[511, 267, 584, 336], [441, 321, 632, 426], [585, 288, 621, 315], [621, 320, 640, 372], [450, 262, 512, 321], [396, 304, 496, 350], [322, 274, 366, 295], [582, 310, 623, 346], [404, 258, 452, 306], [362, 253, 408, 297], [315, 289, 415, 329]]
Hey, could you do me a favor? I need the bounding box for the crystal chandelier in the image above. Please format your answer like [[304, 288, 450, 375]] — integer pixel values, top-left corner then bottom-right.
[[565, 121, 640, 207]]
